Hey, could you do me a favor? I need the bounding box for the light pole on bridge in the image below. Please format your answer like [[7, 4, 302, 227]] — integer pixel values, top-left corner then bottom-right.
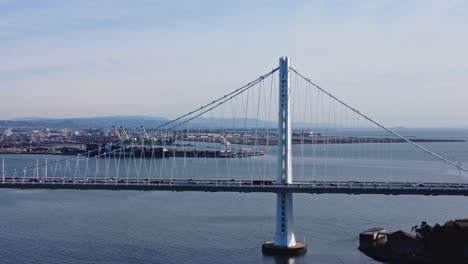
[[262, 57, 307, 255]]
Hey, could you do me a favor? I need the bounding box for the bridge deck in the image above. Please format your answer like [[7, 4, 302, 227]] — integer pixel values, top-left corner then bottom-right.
[[1, 177, 468, 196]]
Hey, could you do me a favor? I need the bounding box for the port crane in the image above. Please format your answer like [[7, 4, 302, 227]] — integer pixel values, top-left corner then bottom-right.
[[140, 126, 150, 140], [139, 126, 156, 146], [111, 126, 138, 147], [119, 126, 130, 140], [112, 126, 123, 141], [218, 135, 231, 153]]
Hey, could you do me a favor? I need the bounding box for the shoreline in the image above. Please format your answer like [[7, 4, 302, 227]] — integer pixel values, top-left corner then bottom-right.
[[0, 138, 465, 156]]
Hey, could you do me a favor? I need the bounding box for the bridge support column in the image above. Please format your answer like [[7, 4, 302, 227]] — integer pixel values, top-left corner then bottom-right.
[[2, 158, 4, 184], [262, 57, 306, 256]]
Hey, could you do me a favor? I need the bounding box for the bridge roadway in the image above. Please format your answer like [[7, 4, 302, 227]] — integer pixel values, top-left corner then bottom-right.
[[1, 177, 468, 195]]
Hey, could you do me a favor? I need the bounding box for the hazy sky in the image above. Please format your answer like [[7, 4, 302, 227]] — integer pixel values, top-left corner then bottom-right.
[[1, 0, 467, 127]]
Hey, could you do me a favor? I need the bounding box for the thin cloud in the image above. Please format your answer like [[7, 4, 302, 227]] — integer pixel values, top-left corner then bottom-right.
[[0, 1, 467, 127]]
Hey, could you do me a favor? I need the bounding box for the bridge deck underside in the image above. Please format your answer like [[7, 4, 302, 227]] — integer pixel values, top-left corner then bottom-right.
[[1, 178, 468, 196]]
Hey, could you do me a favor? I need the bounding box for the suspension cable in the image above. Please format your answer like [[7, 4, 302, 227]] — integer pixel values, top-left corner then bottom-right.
[[290, 66, 468, 173], [155, 67, 279, 131]]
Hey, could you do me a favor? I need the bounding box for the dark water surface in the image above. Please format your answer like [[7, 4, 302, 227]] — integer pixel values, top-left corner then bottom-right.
[[1, 128, 468, 263]]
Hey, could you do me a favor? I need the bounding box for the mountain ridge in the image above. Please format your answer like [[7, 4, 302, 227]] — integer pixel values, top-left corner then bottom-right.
[[0, 116, 466, 129]]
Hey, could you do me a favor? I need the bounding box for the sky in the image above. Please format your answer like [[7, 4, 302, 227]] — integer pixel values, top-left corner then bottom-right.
[[1, 0, 467, 127]]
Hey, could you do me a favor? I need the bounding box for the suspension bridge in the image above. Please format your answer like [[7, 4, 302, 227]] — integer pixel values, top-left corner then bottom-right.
[[1, 57, 467, 254]]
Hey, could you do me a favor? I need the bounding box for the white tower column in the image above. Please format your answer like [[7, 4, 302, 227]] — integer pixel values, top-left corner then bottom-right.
[[2, 158, 5, 184], [273, 57, 296, 247]]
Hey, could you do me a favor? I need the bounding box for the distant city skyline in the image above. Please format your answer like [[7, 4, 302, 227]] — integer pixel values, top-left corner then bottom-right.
[[1, 0, 467, 127]]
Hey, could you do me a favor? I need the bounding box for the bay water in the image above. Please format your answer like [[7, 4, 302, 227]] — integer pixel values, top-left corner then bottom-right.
[[1, 128, 468, 263]]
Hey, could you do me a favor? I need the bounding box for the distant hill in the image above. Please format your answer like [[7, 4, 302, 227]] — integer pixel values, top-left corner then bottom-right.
[[10, 117, 47, 121], [0, 116, 169, 129], [0, 116, 277, 129], [184, 117, 276, 128], [0, 115, 390, 130]]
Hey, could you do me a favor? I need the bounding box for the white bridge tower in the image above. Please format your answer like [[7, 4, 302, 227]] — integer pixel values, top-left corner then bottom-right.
[[262, 57, 307, 255]]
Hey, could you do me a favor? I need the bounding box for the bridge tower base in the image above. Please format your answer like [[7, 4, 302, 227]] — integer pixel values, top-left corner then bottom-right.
[[262, 241, 307, 256], [262, 57, 306, 256]]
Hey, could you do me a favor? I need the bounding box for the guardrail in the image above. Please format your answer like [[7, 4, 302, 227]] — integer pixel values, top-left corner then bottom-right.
[[1, 177, 468, 196]]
